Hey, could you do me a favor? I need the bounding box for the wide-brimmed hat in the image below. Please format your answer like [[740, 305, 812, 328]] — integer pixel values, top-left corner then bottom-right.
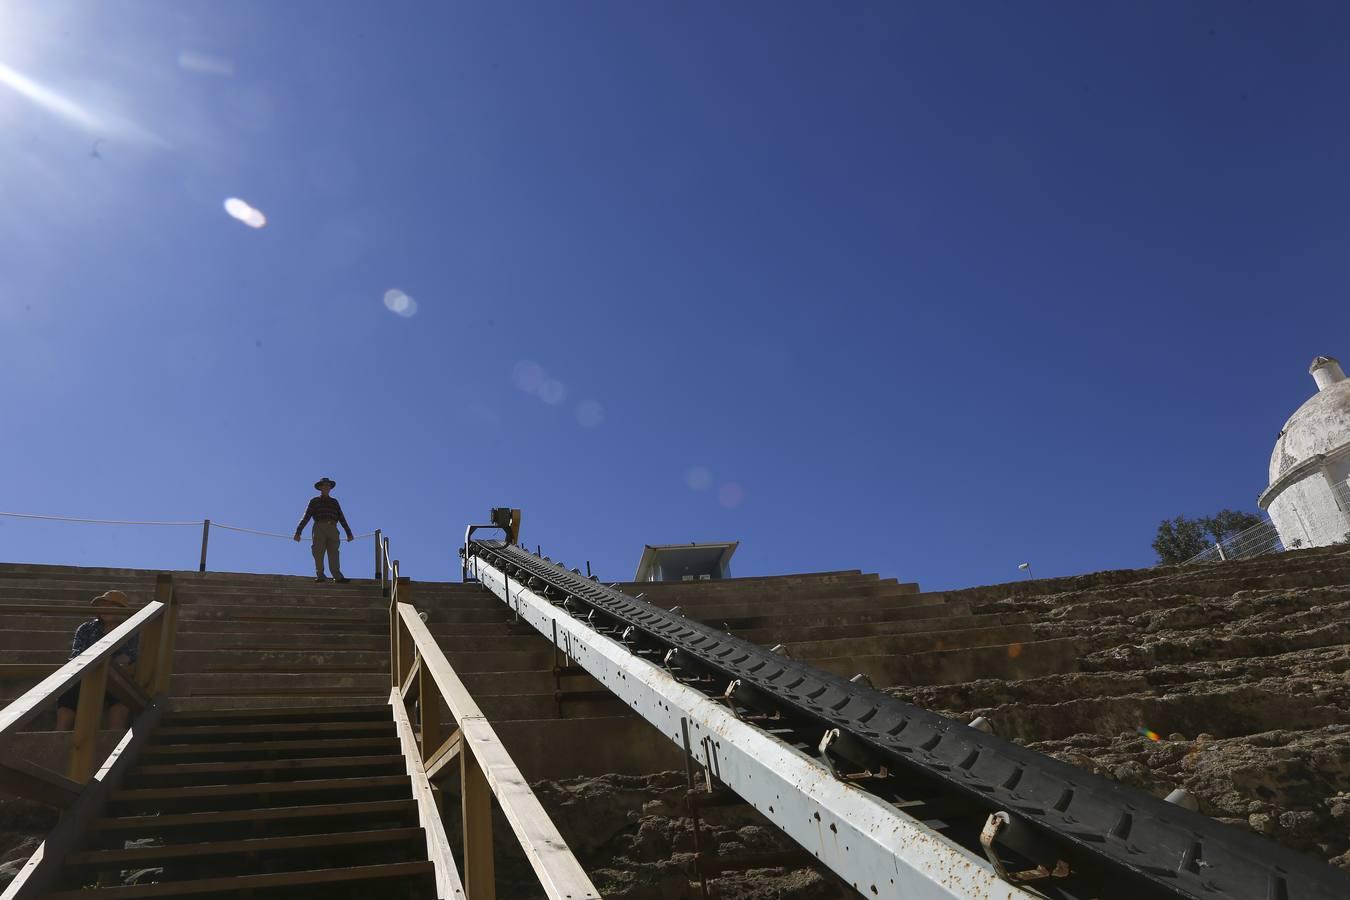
[[91, 590, 130, 609], [315, 477, 336, 489]]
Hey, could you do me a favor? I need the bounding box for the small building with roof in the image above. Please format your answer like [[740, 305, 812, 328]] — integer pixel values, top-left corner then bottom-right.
[[634, 542, 738, 582], [1260, 356, 1350, 548]]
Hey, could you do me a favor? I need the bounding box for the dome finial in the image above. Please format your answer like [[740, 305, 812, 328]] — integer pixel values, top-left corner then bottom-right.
[[1309, 356, 1345, 392]]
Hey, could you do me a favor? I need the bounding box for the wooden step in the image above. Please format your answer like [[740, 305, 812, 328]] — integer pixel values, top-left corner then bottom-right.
[[141, 737, 399, 760], [129, 754, 405, 779], [95, 799, 418, 834], [41, 860, 435, 898], [161, 705, 390, 726], [64, 827, 423, 868], [111, 774, 410, 805], [155, 720, 393, 741]]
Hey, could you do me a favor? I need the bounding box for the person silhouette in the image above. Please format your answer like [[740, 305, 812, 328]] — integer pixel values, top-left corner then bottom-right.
[[293, 477, 355, 582]]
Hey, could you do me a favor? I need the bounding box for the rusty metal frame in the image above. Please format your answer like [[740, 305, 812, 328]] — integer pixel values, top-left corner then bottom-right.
[[470, 555, 1037, 900]]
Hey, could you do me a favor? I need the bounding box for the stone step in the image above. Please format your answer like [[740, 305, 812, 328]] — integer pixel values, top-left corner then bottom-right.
[[715, 601, 966, 633], [733, 609, 1026, 645], [492, 716, 679, 781], [784, 622, 1041, 660], [817, 636, 1088, 688], [615, 570, 869, 592], [667, 591, 949, 621], [632, 581, 920, 611]]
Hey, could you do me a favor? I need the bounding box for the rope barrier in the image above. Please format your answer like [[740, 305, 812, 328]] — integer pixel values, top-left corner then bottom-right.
[[0, 512, 375, 540], [213, 522, 377, 541], [0, 511, 199, 527]]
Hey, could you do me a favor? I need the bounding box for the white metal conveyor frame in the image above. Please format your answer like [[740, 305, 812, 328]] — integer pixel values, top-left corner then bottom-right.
[[469, 554, 1036, 900]]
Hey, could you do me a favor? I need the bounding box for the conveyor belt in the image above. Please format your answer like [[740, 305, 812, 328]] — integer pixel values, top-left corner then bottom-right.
[[469, 540, 1348, 900]]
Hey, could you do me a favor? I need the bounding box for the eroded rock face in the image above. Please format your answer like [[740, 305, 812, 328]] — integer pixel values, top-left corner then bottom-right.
[[889, 547, 1350, 872]]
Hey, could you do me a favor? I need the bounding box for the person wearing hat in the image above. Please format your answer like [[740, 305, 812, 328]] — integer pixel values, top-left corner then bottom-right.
[[293, 477, 355, 582], [55, 591, 139, 731]]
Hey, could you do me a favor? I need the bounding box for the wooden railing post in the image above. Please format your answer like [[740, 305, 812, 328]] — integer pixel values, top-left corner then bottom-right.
[[67, 658, 109, 782], [419, 670, 444, 763], [374, 529, 383, 583], [133, 617, 163, 693], [462, 745, 496, 900], [153, 574, 176, 696], [391, 577, 410, 690]]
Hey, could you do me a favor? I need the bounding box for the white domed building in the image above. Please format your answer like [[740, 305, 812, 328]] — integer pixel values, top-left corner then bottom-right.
[[1260, 356, 1350, 548]]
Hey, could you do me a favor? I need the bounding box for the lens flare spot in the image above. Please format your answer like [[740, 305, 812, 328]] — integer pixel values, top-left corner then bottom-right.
[[718, 482, 746, 509], [686, 467, 712, 492], [512, 361, 546, 393], [1007, 642, 1023, 659], [576, 400, 604, 428], [538, 379, 566, 405], [223, 197, 266, 229], [1137, 727, 1161, 742], [382, 289, 417, 317]]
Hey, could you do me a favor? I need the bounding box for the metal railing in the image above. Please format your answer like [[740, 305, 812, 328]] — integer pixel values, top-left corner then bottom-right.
[[383, 533, 598, 900], [1183, 518, 1284, 564]]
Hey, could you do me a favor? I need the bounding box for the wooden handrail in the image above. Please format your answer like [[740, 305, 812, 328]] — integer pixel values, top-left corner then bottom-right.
[[0, 572, 178, 797], [393, 601, 600, 900], [0, 601, 164, 737]]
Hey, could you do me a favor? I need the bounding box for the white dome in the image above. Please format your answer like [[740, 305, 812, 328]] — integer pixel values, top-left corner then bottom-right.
[[1269, 364, 1350, 484]]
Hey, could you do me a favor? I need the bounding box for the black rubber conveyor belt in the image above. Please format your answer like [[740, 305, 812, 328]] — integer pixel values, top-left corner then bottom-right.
[[470, 540, 1350, 900]]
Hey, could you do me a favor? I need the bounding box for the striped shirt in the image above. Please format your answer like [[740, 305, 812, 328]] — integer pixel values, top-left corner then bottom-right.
[[71, 618, 139, 664], [295, 495, 353, 537]]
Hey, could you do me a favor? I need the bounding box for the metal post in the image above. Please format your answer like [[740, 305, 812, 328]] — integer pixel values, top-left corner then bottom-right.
[[1215, 541, 1227, 561], [198, 519, 210, 572], [374, 529, 383, 581], [586, 561, 592, 577]]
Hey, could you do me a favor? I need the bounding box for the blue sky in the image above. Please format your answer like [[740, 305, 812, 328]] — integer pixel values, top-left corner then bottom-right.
[[1, 2, 1347, 591]]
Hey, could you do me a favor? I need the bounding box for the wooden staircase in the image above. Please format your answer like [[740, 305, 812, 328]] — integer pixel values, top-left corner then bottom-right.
[[38, 703, 435, 899]]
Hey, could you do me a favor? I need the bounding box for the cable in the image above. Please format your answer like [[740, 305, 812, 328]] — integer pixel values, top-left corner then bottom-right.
[[213, 522, 377, 541], [0, 511, 199, 527], [0, 511, 375, 540]]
